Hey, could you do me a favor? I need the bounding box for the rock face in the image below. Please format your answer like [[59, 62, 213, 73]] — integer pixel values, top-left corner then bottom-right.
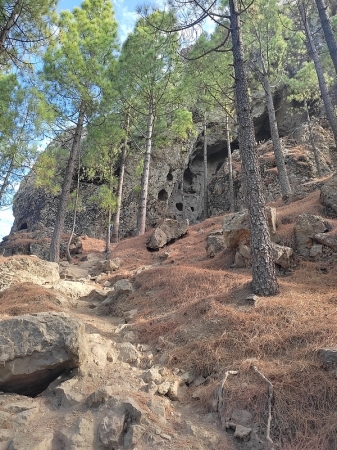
[[222, 207, 276, 250], [0, 312, 86, 396], [0, 256, 59, 292], [146, 219, 189, 250], [294, 214, 330, 257], [7, 110, 334, 245], [320, 173, 337, 214]]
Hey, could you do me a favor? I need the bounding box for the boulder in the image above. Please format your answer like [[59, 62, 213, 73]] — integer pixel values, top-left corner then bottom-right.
[[320, 173, 337, 214], [205, 230, 225, 257], [0, 312, 86, 396], [314, 232, 337, 251], [222, 207, 276, 251], [146, 219, 189, 250], [113, 279, 134, 295], [271, 242, 293, 269], [294, 214, 330, 257], [0, 256, 59, 292], [318, 348, 337, 367], [98, 258, 122, 273]]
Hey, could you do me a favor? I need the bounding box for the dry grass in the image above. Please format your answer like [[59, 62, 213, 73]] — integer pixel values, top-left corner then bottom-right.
[[0, 282, 62, 316], [100, 195, 337, 449], [2, 187, 337, 448]]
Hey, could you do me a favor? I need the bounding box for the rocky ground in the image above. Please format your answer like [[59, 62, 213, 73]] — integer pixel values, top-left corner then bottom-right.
[[1, 179, 337, 449]]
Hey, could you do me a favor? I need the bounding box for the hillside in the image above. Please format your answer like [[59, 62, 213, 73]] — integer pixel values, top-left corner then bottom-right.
[[1, 186, 337, 450]]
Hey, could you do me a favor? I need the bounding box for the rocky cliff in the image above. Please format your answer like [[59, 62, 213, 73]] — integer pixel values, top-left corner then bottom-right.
[[6, 93, 335, 243]]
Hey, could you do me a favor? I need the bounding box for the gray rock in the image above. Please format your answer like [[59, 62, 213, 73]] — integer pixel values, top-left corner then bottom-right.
[[142, 368, 162, 384], [234, 424, 252, 440], [116, 342, 141, 364], [123, 424, 145, 449], [146, 219, 189, 249], [206, 230, 225, 258], [320, 173, 337, 214], [157, 381, 171, 395], [98, 411, 124, 448], [318, 348, 337, 367], [98, 258, 122, 273], [314, 232, 337, 251], [222, 207, 276, 251], [113, 279, 134, 295], [0, 313, 86, 397], [87, 386, 115, 408], [271, 242, 293, 268], [294, 214, 330, 257], [230, 409, 253, 427], [0, 256, 59, 292], [310, 244, 323, 258], [58, 415, 96, 449]]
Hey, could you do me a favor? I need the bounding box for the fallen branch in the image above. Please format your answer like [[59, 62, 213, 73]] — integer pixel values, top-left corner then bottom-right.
[[253, 365, 275, 450], [217, 370, 238, 424]]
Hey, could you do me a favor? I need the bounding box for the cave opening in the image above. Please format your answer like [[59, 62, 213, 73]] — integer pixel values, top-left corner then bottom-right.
[[167, 172, 173, 181], [0, 366, 76, 398], [158, 189, 168, 201], [176, 202, 183, 211], [19, 222, 28, 231]]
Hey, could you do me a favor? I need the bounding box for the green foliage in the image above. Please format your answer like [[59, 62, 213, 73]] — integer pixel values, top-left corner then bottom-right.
[[90, 184, 118, 211], [0, 0, 58, 68], [287, 61, 323, 103]]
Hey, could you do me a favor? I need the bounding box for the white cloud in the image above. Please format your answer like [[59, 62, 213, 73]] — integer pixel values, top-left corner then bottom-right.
[[0, 208, 14, 241], [117, 7, 139, 42]]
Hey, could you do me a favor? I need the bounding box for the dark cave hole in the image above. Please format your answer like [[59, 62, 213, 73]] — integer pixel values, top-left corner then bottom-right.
[[183, 167, 194, 185], [191, 207, 194, 211], [176, 202, 183, 211], [19, 222, 28, 230], [167, 172, 173, 181], [0, 366, 75, 398], [158, 189, 168, 201]]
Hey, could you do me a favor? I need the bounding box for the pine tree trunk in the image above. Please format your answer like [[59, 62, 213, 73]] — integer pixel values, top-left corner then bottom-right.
[[49, 101, 86, 262], [0, 156, 14, 206], [112, 113, 130, 243], [225, 115, 235, 212], [315, 0, 337, 75], [137, 96, 154, 235], [105, 160, 114, 255], [65, 151, 81, 262], [305, 100, 322, 177], [181, 169, 185, 220], [299, 1, 337, 147], [262, 71, 292, 197], [203, 113, 208, 219], [229, 0, 279, 296]]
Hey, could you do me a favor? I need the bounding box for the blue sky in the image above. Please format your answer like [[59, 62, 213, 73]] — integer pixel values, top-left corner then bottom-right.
[[0, 0, 141, 240]]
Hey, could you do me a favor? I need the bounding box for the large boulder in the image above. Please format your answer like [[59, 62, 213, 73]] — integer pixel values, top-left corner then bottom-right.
[[146, 219, 189, 250], [222, 207, 277, 250], [0, 256, 59, 292], [320, 173, 337, 214], [294, 214, 330, 257], [0, 312, 86, 396], [205, 230, 225, 258]]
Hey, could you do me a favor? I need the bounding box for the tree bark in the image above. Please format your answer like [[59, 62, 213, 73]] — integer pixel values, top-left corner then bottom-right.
[[305, 100, 322, 177], [112, 113, 130, 243], [225, 115, 235, 212], [203, 112, 208, 219], [105, 158, 114, 255], [229, 0, 279, 296], [299, 1, 337, 147], [65, 150, 81, 262], [49, 100, 86, 262], [315, 0, 337, 75], [137, 95, 154, 235], [262, 70, 292, 197], [0, 156, 15, 206]]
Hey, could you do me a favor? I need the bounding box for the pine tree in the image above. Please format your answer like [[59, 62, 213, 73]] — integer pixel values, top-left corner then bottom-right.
[[42, 0, 118, 262], [0, 0, 57, 68], [118, 11, 191, 235], [244, 0, 292, 197]]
